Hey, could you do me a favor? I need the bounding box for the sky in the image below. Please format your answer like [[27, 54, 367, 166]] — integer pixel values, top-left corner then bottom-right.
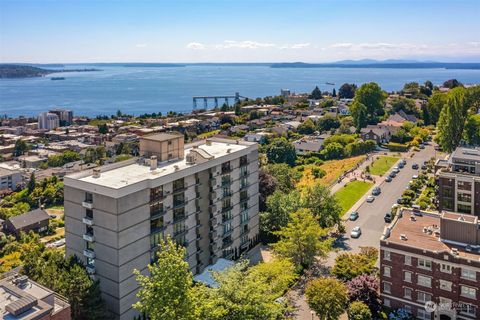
[[0, 0, 479, 63]]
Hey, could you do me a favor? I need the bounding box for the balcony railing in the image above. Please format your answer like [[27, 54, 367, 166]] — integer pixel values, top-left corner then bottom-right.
[[82, 201, 93, 209], [86, 264, 96, 275], [82, 216, 94, 226], [83, 233, 94, 242], [83, 249, 95, 259]]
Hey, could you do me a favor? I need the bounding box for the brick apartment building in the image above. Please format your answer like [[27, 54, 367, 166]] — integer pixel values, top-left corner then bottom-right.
[[437, 147, 480, 216], [380, 209, 480, 320]]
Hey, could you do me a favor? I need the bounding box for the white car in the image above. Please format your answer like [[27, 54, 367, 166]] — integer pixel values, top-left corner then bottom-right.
[[412, 175, 419, 179], [366, 195, 375, 203], [350, 226, 362, 238]]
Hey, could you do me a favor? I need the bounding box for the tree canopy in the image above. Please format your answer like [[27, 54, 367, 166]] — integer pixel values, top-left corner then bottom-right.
[[306, 277, 349, 320]]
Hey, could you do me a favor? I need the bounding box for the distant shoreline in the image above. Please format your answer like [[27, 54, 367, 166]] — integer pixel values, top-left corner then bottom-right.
[[0, 64, 101, 79]]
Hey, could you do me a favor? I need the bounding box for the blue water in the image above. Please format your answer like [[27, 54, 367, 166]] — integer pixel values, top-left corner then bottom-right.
[[1, 65, 480, 117]]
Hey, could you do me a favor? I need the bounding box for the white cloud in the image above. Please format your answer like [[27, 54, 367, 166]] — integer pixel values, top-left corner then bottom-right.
[[290, 43, 311, 49], [186, 42, 206, 50], [135, 43, 147, 48], [330, 43, 353, 48], [217, 40, 275, 49]]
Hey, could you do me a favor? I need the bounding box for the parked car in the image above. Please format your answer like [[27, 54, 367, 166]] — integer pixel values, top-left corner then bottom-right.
[[401, 159, 407, 165], [412, 175, 419, 179], [384, 212, 393, 223], [392, 167, 400, 173], [421, 165, 427, 170], [350, 226, 362, 238], [385, 176, 392, 182], [412, 164, 419, 169], [419, 144, 425, 149], [389, 172, 397, 178], [372, 187, 381, 196], [398, 162, 404, 169], [349, 212, 359, 221], [366, 196, 375, 203]]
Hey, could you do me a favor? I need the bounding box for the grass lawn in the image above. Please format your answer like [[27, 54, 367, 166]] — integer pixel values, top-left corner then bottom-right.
[[318, 155, 366, 186], [335, 180, 373, 215], [198, 130, 220, 139], [41, 227, 65, 243], [368, 156, 399, 176]]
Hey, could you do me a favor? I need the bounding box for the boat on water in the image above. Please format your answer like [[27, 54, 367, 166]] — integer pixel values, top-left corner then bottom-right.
[[51, 77, 65, 80], [325, 82, 335, 85]]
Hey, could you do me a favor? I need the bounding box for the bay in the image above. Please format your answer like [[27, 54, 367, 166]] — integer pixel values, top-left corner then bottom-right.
[[1, 65, 480, 117]]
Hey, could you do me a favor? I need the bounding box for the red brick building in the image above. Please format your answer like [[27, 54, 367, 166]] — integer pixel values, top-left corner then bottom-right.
[[380, 209, 480, 320]]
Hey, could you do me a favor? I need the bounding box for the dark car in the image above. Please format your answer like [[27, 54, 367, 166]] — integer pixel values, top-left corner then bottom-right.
[[384, 212, 393, 223], [412, 164, 419, 169], [398, 162, 404, 169], [349, 212, 359, 221], [389, 172, 397, 178], [385, 176, 392, 182], [421, 165, 427, 170], [372, 187, 381, 196]]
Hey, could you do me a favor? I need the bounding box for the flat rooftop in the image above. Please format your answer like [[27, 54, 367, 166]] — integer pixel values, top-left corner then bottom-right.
[[450, 147, 480, 162], [69, 139, 254, 189], [140, 132, 183, 142], [383, 209, 480, 261]]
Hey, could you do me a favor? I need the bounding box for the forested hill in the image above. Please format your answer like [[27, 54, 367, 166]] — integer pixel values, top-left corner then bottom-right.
[[0, 64, 100, 78], [270, 62, 480, 69]]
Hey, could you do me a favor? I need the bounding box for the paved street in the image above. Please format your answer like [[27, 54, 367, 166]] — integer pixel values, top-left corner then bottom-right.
[[293, 144, 439, 320]]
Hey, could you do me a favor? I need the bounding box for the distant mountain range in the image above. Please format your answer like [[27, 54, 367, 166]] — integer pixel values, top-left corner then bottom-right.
[[270, 60, 480, 69]]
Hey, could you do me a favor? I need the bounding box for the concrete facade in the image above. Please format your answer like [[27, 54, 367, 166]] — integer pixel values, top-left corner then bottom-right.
[[63, 136, 260, 319]]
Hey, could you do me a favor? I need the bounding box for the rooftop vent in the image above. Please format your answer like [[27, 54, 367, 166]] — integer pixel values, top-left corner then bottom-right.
[[92, 168, 101, 178], [400, 234, 408, 241], [227, 148, 231, 154], [5, 296, 38, 317], [150, 156, 157, 171], [458, 215, 465, 222], [174, 165, 179, 171], [13, 275, 29, 287], [451, 248, 459, 256]]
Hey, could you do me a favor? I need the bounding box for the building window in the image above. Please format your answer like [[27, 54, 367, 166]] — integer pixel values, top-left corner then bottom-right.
[[240, 177, 248, 189], [404, 287, 412, 299], [150, 186, 163, 201], [86, 209, 93, 219], [239, 155, 248, 167], [461, 286, 476, 299], [222, 210, 232, 222], [174, 234, 187, 247], [383, 266, 391, 277], [173, 178, 185, 192], [457, 204, 472, 214], [383, 298, 390, 307], [417, 291, 432, 303], [404, 255, 411, 265], [86, 241, 94, 251], [439, 280, 452, 291], [457, 192, 472, 202], [404, 271, 412, 283], [173, 193, 185, 206], [440, 263, 452, 274], [221, 162, 231, 174], [223, 221, 233, 235], [150, 232, 164, 248], [174, 221, 186, 236], [150, 217, 164, 232], [240, 190, 248, 202], [417, 309, 431, 320], [417, 275, 431, 288], [85, 192, 93, 202], [150, 202, 164, 217], [383, 282, 391, 294], [240, 165, 248, 177], [240, 210, 249, 224], [222, 198, 231, 210], [173, 208, 186, 222], [457, 181, 472, 191], [418, 258, 432, 270], [461, 268, 476, 281], [383, 250, 391, 261], [460, 303, 477, 317]]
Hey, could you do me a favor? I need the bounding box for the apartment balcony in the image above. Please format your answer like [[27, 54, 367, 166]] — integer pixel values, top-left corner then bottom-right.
[[222, 238, 233, 248], [240, 183, 249, 191], [83, 249, 95, 259], [221, 179, 232, 187], [150, 209, 166, 220], [223, 229, 233, 237], [222, 191, 232, 199], [82, 216, 94, 226], [221, 206, 233, 213], [222, 249, 234, 259], [241, 240, 250, 249], [82, 201, 93, 209], [83, 233, 95, 242], [173, 198, 188, 209], [86, 264, 96, 275], [240, 158, 248, 167]]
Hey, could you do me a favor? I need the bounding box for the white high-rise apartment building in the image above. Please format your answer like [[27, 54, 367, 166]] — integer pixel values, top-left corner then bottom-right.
[[38, 112, 60, 130], [64, 133, 260, 319]]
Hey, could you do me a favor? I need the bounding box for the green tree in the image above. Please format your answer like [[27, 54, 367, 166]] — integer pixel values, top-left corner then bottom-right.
[[443, 79, 462, 89], [425, 92, 447, 125], [310, 86, 322, 99], [133, 237, 194, 320], [350, 101, 368, 131], [317, 115, 341, 132], [436, 87, 468, 152], [263, 163, 298, 193], [272, 209, 332, 270], [265, 138, 296, 166], [354, 82, 386, 122], [27, 172, 36, 193], [320, 142, 344, 160], [339, 83, 357, 99], [305, 277, 349, 320], [332, 247, 378, 281], [98, 123, 108, 134], [348, 301, 372, 320], [298, 118, 316, 135], [13, 139, 28, 156], [303, 183, 342, 228], [464, 114, 480, 145], [260, 190, 301, 242]]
